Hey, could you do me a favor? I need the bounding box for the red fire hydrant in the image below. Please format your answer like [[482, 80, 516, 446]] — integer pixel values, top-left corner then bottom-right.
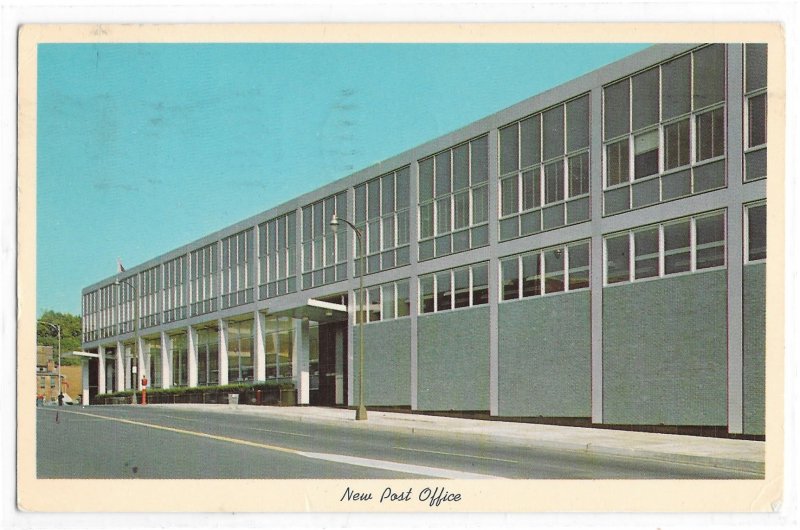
[[141, 376, 148, 405]]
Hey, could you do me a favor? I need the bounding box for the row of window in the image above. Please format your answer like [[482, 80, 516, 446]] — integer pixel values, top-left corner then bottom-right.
[[418, 136, 490, 261], [500, 241, 590, 302], [84, 202, 767, 343], [605, 211, 727, 285], [355, 168, 412, 275], [419, 262, 489, 314], [357, 280, 411, 324], [301, 192, 348, 289]]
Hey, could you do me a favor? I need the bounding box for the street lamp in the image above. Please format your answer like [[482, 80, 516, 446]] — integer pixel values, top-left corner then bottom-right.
[[115, 277, 139, 405], [330, 213, 367, 421], [37, 320, 61, 404]]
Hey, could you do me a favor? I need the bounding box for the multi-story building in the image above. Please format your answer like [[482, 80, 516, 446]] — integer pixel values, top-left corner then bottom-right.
[[80, 43, 768, 436]]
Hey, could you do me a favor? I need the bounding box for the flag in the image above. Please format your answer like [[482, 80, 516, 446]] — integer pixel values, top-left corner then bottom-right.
[[117, 258, 125, 273]]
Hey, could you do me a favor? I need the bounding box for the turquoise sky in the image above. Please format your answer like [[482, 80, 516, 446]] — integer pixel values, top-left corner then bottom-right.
[[37, 43, 649, 316]]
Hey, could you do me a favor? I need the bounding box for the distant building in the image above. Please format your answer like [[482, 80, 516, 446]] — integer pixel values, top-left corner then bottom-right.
[[80, 44, 767, 436]]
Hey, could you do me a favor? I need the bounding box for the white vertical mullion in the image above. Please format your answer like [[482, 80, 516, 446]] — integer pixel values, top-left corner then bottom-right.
[[659, 224, 666, 277], [564, 245, 570, 292], [690, 216, 698, 272], [628, 231, 635, 282], [539, 251, 545, 295]]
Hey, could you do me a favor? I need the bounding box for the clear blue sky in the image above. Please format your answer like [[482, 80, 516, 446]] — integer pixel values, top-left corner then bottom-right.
[[36, 43, 648, 316]]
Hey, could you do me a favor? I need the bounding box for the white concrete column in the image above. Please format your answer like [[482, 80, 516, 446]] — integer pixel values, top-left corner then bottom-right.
[[218, 319, 229, 386], [81, 361, 90, 406], [116, 341, 126, 392], [187, 326, 198, 387], [294, 318, 310, 405], [254, 311, 266, 381], [136, 336, 146, 391], [161, 331, 171, 389], [97, 345, 107, 395]]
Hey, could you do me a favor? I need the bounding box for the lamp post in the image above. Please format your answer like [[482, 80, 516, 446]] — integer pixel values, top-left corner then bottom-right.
[[37, 320, 61, 403], [115, 277, 138, 405], [329, 213, 367, 421]]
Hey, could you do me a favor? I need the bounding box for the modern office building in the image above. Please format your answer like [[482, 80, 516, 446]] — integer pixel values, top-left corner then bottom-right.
[[80, 43, 768, 436]]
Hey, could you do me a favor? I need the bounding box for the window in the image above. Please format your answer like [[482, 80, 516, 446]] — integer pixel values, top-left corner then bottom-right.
[[695, 212, 726, 269], [227, 319, 254, 383], [139, 266, 161, 329], [634, 227, 660, 279], [163, 255, 186, 323], [189, 243, 218, 316], [746, 203, 766, 262], [498, 94, 590, 240], [634, 130, 659, 179], [418, 136, 489, 260], [664, 119, 690, 170], [263, 316, 293, 379], [196, 326, 220, 386], [259, 211, 297, 299], [354, 167, 411, 275], [604, 210, 726, 285], [500, 241, 590, 301], [170, 333, 188, 387], [419, 262, 489, 313], [696, 107, 725, 162], [605, 234, 630, 284], [606, 139, 629, 186], [221, 229, 254, 308], [664, 220, 691, 274], [745, 44, 768, 181], [302, 192, 347, 288], [603, 45, 727, 213], [501, 257, 519, 301]]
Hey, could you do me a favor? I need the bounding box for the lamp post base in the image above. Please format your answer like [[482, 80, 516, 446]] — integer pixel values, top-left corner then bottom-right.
[[355, 404, 368, 421]]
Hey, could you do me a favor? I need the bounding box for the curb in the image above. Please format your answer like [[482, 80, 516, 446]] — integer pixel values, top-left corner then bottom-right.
[[149, 404, 765, 476]]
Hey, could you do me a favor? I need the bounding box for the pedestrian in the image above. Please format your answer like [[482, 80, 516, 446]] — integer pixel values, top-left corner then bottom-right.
[[58, 392, 64, 407]]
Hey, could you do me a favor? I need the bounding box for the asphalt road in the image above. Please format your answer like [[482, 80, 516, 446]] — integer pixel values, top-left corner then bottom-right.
[[36, 405, 758, 479]]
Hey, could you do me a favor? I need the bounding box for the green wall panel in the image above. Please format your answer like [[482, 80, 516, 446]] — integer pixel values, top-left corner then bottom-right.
[[417, 307, 490, 411], [743, 263, 766, 435], [603, 270, 727, 425], [498, 291, 591, 417], [352, 318, 411, 406]]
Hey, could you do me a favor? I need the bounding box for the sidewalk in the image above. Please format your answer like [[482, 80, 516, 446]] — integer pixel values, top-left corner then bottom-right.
[[151, 403, 765, 475]]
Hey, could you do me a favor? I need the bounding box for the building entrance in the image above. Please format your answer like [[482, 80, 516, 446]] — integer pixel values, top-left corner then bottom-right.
[[310, 321, 348, 407]]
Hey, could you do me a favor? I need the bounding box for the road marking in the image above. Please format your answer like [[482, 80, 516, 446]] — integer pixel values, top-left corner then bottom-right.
[[55, 409, 499, 478], [58, 409, 298, 455], [392, 446, 518, 464], [238, 426, 312, 438], [299, 452, 505, 480], [142, 410, 311, 437]]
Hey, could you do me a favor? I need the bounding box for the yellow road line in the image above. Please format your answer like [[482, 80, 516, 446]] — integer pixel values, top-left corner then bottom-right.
[[392, 446, 518, 464], [59, 409, 299, 455]]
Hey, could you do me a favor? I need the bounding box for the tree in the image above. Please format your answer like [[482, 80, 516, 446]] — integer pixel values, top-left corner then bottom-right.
[[37, 310, 82, 366]]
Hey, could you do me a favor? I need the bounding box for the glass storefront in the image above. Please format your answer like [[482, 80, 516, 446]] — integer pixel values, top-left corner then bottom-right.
[[227, 319, 254, 383]]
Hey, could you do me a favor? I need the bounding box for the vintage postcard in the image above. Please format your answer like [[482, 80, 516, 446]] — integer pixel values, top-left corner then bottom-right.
[[17, 22, 785, 515]]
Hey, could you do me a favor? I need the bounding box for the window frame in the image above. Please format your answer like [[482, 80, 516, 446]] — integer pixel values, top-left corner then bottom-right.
[[603, 210, 727, 286], [602, 46, 728, 205]]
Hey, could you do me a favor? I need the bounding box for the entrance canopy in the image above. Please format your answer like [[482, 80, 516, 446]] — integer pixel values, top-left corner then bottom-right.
[[268, 298, 348, 324]]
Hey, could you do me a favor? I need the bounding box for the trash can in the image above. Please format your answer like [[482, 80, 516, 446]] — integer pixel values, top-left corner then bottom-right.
[[228, 393, 239, 407], [279, 388, 296, 407]]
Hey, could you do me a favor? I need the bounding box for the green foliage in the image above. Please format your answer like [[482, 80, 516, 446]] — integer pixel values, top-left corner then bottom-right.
[[96, 380, 294, 399], [37, 310, 83, 365]]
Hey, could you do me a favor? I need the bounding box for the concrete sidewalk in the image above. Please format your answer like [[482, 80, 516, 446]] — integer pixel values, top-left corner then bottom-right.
[[148, 403, 765, 475]]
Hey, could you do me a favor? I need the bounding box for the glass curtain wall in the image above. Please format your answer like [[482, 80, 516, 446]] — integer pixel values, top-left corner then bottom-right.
[[227, 319, 254, 383], [170, 333, 188, 387], [264, 316, 293, 379], [144, 337, 162, 389], [196, 327, 219, 386]]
